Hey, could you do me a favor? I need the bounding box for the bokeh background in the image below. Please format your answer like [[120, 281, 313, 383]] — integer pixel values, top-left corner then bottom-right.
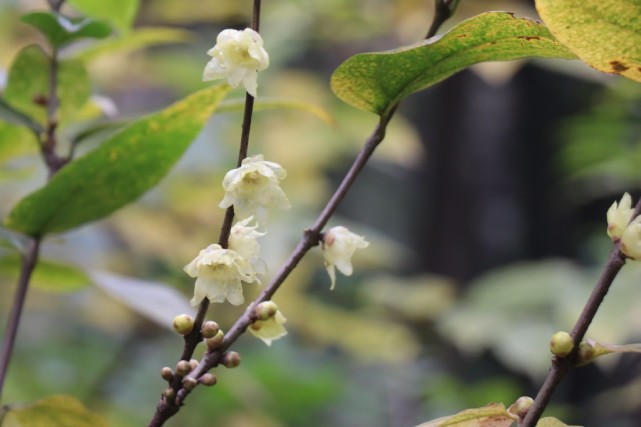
[[1, 0, 641, 426]]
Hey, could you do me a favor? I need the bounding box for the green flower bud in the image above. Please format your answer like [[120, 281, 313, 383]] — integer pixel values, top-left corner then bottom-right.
[[221, 351, 241, 368], [182, 376, 198, 390], [549, 331, 574, 357], [200, 373, 217, 386], [163, 388, 175, 400], [201, 320, 220, 339], [161, 367, 174, 382], [508, 396, 534, 420], [206, 330, 225, 350], [173, 314, 194, 336], [254, 301, 278, 321], [176, 360, 192, 376]]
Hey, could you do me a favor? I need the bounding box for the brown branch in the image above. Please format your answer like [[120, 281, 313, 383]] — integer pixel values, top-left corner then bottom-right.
[[0, 238, 41, 401], [521, 199, 641, 426]]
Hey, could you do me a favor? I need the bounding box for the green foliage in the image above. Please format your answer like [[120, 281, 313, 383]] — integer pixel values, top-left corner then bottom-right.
[[0, 395, 107, 427], [4, 45, 91, 125], [72, 27, 193, 62], [0, 255, 89, 292], [4, 84, 231, 237], [67, 0, 140, 34], [0, 99, 43, 134], [536, 0, 641, 82], [331, 12, 576, 115], [20, 12, 111, 48]]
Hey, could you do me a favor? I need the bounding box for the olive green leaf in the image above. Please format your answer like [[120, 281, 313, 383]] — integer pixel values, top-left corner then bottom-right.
[[4, 45, 91, 125], [331, 12, 576, 115], [0, 255, 90, 292], [535, 0, 641, 82], [415, 403, 516, 426], [4, 84, 231, 237], [67, 0, 140, 34], [0, 395, 107, 427], [21, 11, 111, 48]]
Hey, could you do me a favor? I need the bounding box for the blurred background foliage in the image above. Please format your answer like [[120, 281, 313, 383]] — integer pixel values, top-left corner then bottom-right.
[[1, 0, 641, 426]]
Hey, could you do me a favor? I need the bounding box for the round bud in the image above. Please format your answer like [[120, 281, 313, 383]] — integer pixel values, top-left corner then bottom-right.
[[176, 360, 192, 376], [508, 396, 534, 419], [199, 373, 218, 387], [206, 330, 225, 350], [576, 341, 596, 366], [182, 377, 198, 390], [189, 358, 199, 370], [161, 367, 174, 382], [221, 351, 241, 368], [163, 387, 175, 400], [201, 321, 220, 339], [173, 314, 194, 336], [549, 331, 574, 357], [254, 301, 278, 321]]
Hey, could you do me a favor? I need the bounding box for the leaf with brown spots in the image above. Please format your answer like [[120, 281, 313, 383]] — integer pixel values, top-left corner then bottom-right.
[[414, 403, 517, 427], [331, 12, 576, 115], [536, 0, 641, 82]]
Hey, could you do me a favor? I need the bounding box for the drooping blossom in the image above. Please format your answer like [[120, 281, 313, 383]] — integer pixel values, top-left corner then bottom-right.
[[322, 226, 369, 290]]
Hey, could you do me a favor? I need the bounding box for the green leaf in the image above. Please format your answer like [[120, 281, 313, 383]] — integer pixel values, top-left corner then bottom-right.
[[21, 12, 111, 48], [0, 98, 43, 134], [331, 12, 577, 115], [0, 122, 38, 164], [415, 403, 516, 426], [67, 0, 140, 34], [0, 395, 107, 427], [4, 45, 91, 125], [4, 84, 231, 236], [72, 27, 193, 62], [535, 0, 641, 82], [0, 254, 89, 292]]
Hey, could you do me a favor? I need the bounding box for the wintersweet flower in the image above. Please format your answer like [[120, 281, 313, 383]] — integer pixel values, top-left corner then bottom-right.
[[219, 154, 290, 224], [202, 28, 269, 97], [229, 216, 267, 274], [322, 226, 369, 290], [607, 192, 634, 241], [184, 244, 260, 306], [249, 308, 287, 346], [620, 216, 641, 260]]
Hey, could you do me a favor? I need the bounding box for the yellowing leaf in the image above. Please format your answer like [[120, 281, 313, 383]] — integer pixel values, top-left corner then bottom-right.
[[1, 395, 107, 427], [415, 403, 516, 427], [4, 84, 230, 236], [536, 417, 577, 427], [535, 0, 641, 82]]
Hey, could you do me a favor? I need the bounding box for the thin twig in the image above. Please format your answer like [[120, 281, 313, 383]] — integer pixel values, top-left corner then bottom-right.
[[426, 0, 458, 39], [0, 239, 41, 401], [521, 200, 641, 426]]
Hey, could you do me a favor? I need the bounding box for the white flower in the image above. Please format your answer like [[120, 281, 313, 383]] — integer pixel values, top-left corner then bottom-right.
[[219, 154, 290, 224], [202, 28, 269, 97], [249, 309, 287, 346], [607, 192, 635, 241], [621, 216, 641, 260], [184, 244, 260, 306], [322, 226, 369, 290], [229, 216, 267, 274]]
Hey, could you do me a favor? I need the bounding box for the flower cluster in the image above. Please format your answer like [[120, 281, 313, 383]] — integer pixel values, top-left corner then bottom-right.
[[607, 193, 641, 260], [202, 28, 269, 97], [182, 28, 371, 348]]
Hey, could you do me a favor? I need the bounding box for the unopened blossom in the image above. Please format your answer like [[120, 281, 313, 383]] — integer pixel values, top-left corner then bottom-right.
[[249, 307, 287, 346], [184, 244, 260, 306], [229, 216, 267, 274], [607, 192, 634, 241], [219, 154, 290, 224], [202, 28, 269, 97], [620, 216, 641, 260], [322, 226, 369, 290]]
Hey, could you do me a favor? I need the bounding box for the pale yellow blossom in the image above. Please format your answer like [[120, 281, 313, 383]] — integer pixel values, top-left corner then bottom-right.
[[249, 308, 287, 346], [607, 192, 634, 241], [203, 28, 269, 97], [322, 226, 369, 290]]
